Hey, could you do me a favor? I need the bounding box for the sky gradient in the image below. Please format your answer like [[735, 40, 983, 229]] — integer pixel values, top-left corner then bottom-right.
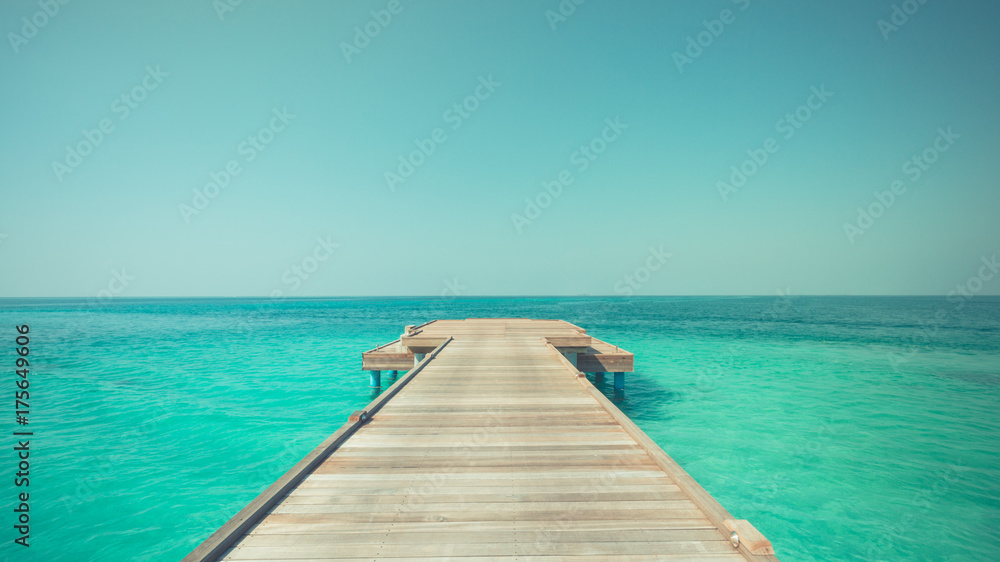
[[1, 0, 998, 297]]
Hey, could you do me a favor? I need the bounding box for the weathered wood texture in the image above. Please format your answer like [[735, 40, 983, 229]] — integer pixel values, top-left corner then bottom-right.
[[364, 319, 633, 372], [189, 319, 777, 561]]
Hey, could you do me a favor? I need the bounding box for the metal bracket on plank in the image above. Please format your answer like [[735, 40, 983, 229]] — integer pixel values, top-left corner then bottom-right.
[[724, 519, 775, 555]]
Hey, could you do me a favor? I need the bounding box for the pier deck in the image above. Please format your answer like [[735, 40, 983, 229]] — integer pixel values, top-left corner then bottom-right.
[[186, 319, 778, 561]]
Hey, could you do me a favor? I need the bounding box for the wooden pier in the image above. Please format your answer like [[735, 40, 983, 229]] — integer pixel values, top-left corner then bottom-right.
[[185, 319, 778, 561]]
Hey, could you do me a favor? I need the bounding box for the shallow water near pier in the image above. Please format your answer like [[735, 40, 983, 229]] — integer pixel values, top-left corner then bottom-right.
[[0, 296, 997, 561]]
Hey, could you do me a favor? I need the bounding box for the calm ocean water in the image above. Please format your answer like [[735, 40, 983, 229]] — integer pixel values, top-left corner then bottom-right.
[[0, 296, 997, 561]]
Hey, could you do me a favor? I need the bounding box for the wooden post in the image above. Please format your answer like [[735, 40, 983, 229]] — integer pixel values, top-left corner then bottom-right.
[[614, 372, 625, 391], [369, 370, 381, 388]]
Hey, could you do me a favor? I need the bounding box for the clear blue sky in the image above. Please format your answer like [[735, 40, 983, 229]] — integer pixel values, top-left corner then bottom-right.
[[1, 0, 998, 297]]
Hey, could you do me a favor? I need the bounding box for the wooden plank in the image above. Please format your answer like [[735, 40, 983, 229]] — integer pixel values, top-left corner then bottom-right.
[[270, 499, 700, 514], [400, 335, 449, 353], [249, 519, 718, 534], [258, 508, 714, 524], [361, 352, 413, 370], [221, 540, 738, 559], [225, 553, 744, 562], [237, 528, 724, 545], [577, 353, 634, 372], [544, 335, 592, 348], [282, 490, 691, 503]]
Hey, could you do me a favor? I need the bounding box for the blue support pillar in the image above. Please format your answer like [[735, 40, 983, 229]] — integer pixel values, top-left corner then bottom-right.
[[563, 352, 578, 368], [595, 372, 605, 383], [369, 370, 381, 388], [613, 372, 625, 391]]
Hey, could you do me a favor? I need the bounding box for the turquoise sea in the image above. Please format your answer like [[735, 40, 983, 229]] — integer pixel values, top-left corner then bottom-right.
[[0, 296, 997, 561]]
